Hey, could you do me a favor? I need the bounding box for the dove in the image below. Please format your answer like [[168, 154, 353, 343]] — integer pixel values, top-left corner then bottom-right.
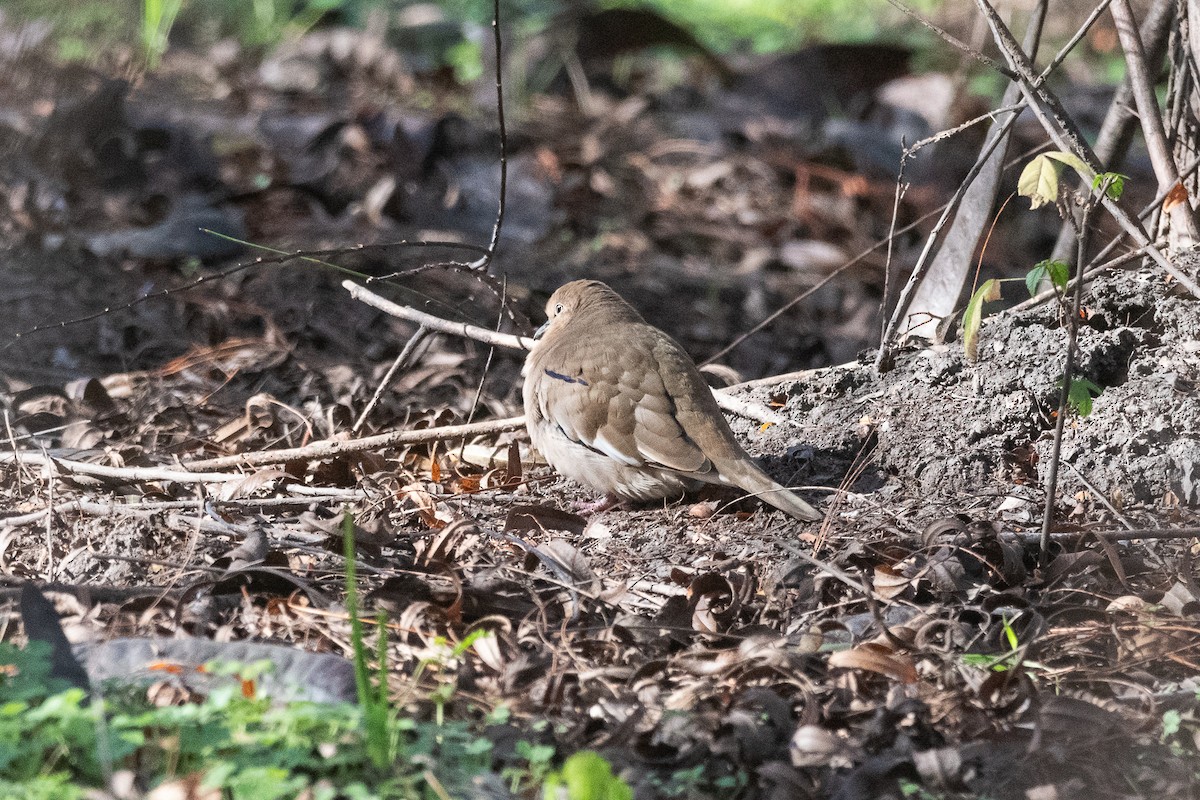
[[522, 280, 821, 521]]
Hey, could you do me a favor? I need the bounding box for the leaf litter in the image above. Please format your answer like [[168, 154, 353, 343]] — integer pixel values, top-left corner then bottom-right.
[[0, 16, 1198, 800]]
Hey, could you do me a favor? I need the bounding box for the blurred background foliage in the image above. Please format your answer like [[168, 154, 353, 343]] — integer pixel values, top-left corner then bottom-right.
[[0, 0, 1130, 105], [3, 0, 940, 68]]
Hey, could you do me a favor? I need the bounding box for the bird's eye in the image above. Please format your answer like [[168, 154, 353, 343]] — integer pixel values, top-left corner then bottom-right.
[[554, 303, 564, 315]]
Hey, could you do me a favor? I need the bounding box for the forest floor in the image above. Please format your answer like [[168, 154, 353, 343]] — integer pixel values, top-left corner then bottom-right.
[[2, 19, 1199, 800]]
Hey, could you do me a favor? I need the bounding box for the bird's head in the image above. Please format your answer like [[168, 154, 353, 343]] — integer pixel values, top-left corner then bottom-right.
[[533, 280, 644, 342]]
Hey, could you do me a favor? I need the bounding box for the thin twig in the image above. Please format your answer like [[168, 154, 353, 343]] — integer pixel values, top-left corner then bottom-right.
[[0, 494, 366, 530], [1040, 191, 1096, 563], [182, 416, 527, 471], [345, 279, 536, 350], [3, 239, 486, 351], [0, 452, 246, 484], [1015, 527, 1200, 542], [1110, 0, 1199, 242], [883, 0, 1016, 78], [352, 325, 433, 432], [481, 0, 508, 270], [1062, 460, 1135, 530], [879, 0, 1054, 361]]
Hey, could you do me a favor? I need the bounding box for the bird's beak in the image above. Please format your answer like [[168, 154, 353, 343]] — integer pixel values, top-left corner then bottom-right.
[[534, 320, 550, 340]]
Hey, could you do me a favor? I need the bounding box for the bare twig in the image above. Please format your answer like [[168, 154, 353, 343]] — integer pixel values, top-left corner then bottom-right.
[[481, 0, 508, 269], [0, 453, 246, 484], [1015, 527, 1200, 543], [3, 239, 486, 351], [1109, 0, 1199, 243], [183, 416, 527, 471], [1047, 0, 1174, 264], [345, 279, 536, 350], [352, 325, 433, 432], [1040, 188, 1097, 564], [0, 494, 366, 531], [882, 0, 1016, 78]]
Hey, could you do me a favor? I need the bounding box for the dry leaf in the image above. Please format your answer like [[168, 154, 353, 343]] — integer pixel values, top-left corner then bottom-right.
[[827, 644, 918, 683]]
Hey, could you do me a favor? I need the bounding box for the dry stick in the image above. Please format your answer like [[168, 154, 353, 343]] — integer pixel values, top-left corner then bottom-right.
[[1040, 194, 1096, 564], [974, 0, 1200, 299], [352, 324, 432, 432], [482, 0, 508, 268], [182, 416, 526, 471], [346, 280, 536, 350], [0, 495, 364, 530], [1108, 0, 1195, 244], [1110, 0, 1199, 243], [43, 456, 54, 582], [0, 452, 246, 484], [1047, 0, 1175, 264], [1018, 527, 1200, 542], [882, 0, 1016, 78], [344, 280, 788, 426]]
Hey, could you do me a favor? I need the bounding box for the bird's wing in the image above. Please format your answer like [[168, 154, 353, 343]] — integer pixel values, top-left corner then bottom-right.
[[531, 328, 711, 474]]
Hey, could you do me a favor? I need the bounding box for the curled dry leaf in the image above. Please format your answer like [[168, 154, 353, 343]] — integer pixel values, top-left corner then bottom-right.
[[217, 468, 288, 500], [1106, 595, 1147, 613], [534, 539, 598, 592], [1164, 181, 1190, 213], [827, 643, 918, 683], [873, 563, 914, 601], [400, 481, 455, 528], [913, 747, 967, 790], [789, 724, 853, 768], [687, 572, 745, 634]]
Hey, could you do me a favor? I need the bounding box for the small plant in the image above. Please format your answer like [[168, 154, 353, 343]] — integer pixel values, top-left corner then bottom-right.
[[542, 750, 633, 800], [961, 156, 1125, 422], [140, 0, 181, 69], [961, 616, 1045, 674]]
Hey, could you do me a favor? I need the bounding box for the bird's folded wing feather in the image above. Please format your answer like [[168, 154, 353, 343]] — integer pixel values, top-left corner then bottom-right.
[[533, 337, 710, 474]]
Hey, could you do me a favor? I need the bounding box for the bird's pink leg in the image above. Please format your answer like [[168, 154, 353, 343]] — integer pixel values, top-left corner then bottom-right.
[[572, 493, 624, 513]]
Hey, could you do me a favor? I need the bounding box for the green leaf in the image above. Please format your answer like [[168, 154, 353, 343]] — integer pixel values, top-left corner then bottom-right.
[[544, 751, 632, 800], [1092, 172, 1127, 200], [1018, 152, 1097, 209], [1046, 259, 1070, 290], [1042, 151, 1095, 183], [1162, 709, 1182, 739], [962, 279, 1002, 362], [1065, 377, 1103, 416], [1018, 155, 1060, 209], [1002, 617, 1019, 651], [1026, 259, 1070, 296]]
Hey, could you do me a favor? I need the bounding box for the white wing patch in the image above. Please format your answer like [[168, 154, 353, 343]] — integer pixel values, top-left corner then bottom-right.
[[591, 430, 640, 465]]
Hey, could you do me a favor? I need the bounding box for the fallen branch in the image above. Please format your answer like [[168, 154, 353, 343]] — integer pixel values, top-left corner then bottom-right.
[[345, 280, 535, 351], [182, 415, 526, 470], [1015, 527, 1200, 542], [0, 453, 245, 484], [0, 494, 368, 530]]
